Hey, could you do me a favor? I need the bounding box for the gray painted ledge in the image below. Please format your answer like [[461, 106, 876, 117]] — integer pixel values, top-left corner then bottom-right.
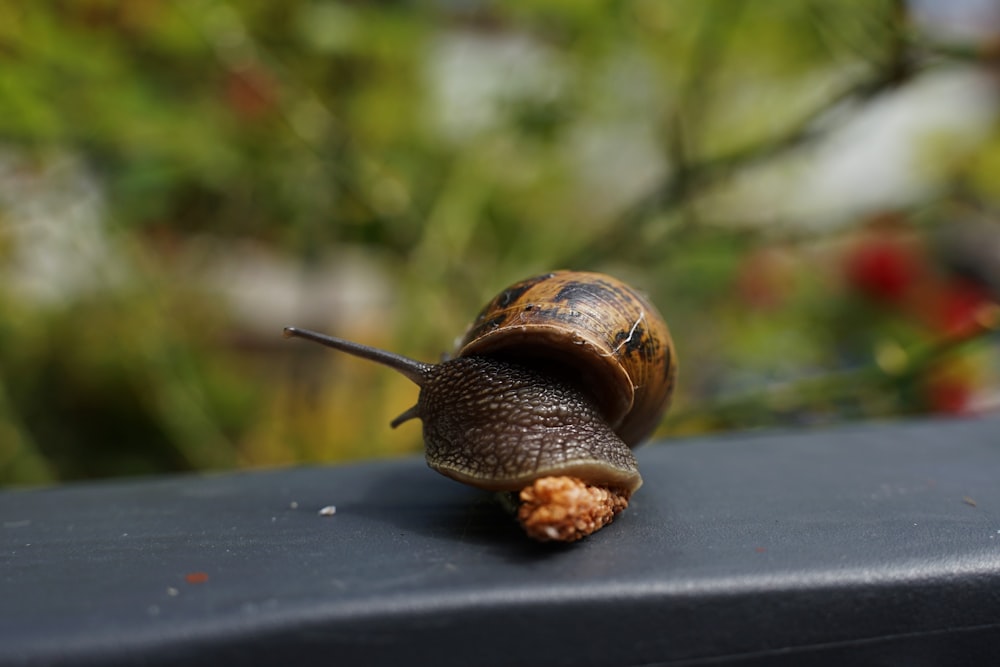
[[2, 416, 999, 666]]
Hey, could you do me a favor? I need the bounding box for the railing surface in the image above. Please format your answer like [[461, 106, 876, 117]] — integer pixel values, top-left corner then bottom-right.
[[2, 416, 999, 666]]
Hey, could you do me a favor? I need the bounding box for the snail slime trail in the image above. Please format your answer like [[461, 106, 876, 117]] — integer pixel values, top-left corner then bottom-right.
[[284, 271, 676, 542]]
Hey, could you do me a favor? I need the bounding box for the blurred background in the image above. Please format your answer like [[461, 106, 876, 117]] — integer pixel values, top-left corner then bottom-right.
[[1, 0, 999, 485]]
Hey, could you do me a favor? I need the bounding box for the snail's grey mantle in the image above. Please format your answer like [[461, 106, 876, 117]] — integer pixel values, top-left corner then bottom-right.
[[3, 418, 1000, 667]]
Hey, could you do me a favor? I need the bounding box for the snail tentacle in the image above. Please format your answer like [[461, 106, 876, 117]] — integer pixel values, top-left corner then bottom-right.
[[283, 326, 431, 385], [389, 404, 421, 428]]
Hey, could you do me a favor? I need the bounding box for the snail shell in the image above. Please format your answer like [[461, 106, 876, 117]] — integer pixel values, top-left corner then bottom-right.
[[456, 271, 676, 448]]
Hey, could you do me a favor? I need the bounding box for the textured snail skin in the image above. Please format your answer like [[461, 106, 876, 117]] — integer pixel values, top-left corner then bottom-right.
[[282, 327, 641, 493], [411, 356, 642, 493]]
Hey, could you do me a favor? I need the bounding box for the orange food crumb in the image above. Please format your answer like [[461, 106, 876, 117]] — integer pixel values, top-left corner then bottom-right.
[[517, 476, 630, 542], [185, 572, 209, 584]]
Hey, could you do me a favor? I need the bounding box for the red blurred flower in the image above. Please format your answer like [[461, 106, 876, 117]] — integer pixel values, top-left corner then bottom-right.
[[930, 278, 994, 339], [844, 235, 923, 305]]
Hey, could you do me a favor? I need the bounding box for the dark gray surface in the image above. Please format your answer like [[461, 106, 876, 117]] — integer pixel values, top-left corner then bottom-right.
[[2, 417, 999, 666]]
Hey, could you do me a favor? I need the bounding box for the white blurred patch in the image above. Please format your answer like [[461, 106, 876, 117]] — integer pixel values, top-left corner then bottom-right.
[[706, 65, 999, 228], [425, 31, 566, 140], [0, 150, 122, 305], [909, 0, 1000, 44]]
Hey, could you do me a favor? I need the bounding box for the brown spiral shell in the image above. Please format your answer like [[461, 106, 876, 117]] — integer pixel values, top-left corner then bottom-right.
[[455, 270, 676, 447]]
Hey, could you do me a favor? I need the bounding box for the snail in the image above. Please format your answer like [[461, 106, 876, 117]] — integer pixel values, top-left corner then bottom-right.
[[284, 270, 676, 542]]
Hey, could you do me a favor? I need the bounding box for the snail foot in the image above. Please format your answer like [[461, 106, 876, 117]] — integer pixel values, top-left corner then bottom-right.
[[517, 476, 630, 542]]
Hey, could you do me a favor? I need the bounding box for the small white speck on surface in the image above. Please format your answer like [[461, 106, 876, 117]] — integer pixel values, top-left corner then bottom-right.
[[147, 605, 160, 616], [166, 587, 179, 597], [271, 516, 277, 522], [318, 505, 337, 517], [289, 501, 299, 509]]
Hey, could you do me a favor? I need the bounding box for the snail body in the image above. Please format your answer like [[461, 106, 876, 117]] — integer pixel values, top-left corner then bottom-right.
[[284, 271, 676, 541]]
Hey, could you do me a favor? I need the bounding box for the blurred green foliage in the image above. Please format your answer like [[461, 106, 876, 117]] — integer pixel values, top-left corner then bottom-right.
[[1, 0, 999, 484]]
